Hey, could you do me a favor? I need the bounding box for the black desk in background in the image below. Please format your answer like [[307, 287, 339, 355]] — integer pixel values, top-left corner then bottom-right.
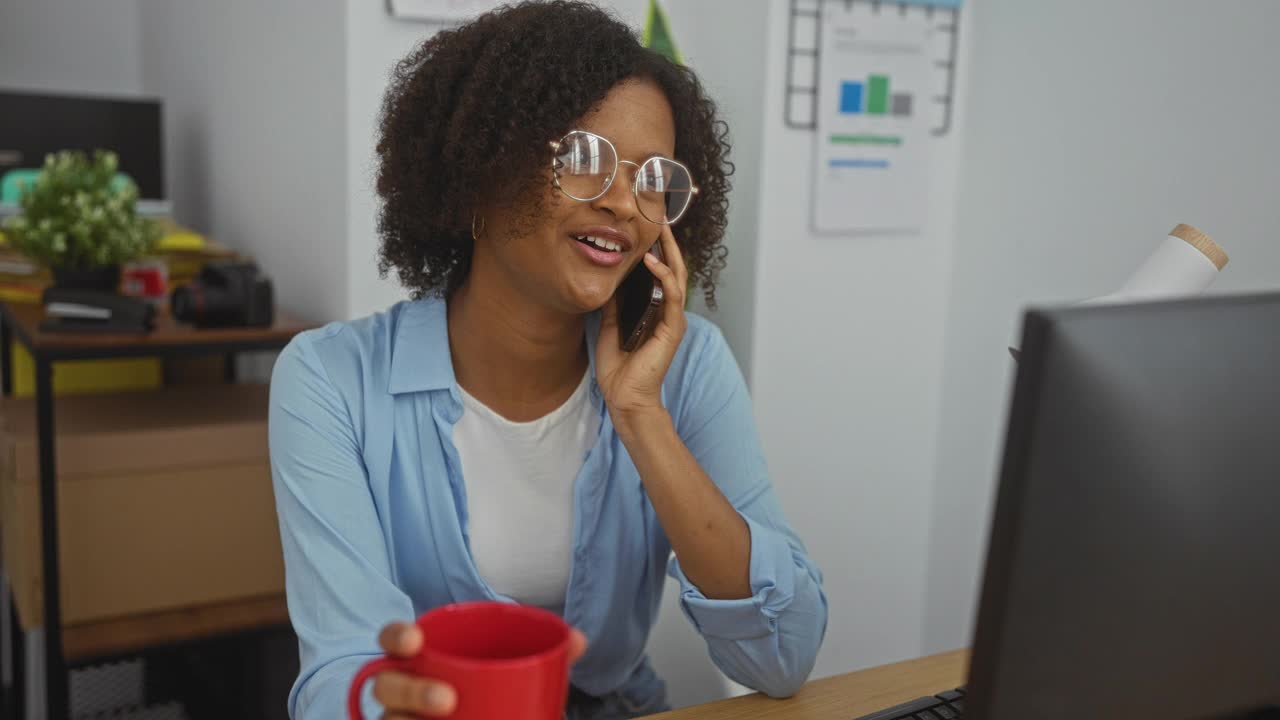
[[0, 300, 310, 720]]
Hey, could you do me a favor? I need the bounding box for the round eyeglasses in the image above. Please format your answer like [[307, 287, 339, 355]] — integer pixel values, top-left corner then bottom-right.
[[550, 130, 698, 225]]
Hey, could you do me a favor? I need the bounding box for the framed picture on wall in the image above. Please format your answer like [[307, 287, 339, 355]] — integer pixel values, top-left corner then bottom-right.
[[386, 0, 507, 22]]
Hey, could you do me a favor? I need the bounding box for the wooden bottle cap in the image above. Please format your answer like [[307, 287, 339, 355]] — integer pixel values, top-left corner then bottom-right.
[[1170, 224, 1229, 270]]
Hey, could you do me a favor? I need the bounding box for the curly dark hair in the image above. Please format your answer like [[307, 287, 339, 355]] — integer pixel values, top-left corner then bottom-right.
[[374, 0, 731, 307]]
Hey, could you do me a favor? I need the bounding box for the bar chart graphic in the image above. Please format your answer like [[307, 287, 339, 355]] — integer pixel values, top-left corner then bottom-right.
[[786, 0, 962, 135], [810, 0, 956, 234], [839, 76, 913, 117]]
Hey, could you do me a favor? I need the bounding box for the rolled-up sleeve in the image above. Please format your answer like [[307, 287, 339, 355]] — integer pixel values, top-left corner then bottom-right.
[[666, 322, 828, 699], [270, 332, 414, 719]]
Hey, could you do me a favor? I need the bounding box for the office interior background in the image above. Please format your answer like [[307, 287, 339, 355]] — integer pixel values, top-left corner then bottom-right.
[[2, 0, 1279, 715]]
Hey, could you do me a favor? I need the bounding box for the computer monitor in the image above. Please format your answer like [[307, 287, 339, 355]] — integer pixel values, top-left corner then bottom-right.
[[0, 89, 165, 205], [967, 293, 1280, 719]]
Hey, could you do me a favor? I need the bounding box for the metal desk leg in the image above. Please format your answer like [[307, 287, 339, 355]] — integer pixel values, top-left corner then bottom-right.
[[1, 556, 26, 718], [2, 315, 12, 396], [8, 589, 25, 719], [224, 353, 238, 383], [1, 314, 18, 716], [35, 359, 68, 720], [2, 565, 12, 714]]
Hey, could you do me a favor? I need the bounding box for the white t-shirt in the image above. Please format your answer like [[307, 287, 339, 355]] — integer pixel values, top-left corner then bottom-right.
[[453, 370, 599, 612]]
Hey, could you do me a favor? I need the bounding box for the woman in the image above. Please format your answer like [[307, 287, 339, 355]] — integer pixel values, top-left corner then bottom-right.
[[269, 2, 827, 718]]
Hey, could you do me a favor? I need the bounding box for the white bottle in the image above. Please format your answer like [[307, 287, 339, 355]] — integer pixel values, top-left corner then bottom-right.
[[1083, 224, 1229, 305], [1009, 224, 1229, 360]]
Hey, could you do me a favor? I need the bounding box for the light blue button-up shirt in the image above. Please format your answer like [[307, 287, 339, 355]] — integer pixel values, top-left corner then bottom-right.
[[269, 296, 827, 719]]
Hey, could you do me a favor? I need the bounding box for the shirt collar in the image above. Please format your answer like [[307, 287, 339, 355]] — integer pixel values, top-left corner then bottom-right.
[[387, 295, 603, 396], [388, 296, 454, 394]]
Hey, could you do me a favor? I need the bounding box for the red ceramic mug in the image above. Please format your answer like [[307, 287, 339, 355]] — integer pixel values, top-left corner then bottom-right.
[[348, 601, 572, 720]]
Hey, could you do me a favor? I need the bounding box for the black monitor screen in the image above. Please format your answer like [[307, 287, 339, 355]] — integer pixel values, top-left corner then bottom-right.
[[0, 90, 164, 201]]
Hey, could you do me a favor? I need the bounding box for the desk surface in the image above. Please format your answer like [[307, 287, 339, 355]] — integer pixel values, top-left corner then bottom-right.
[[0, 300, 311, 358], [642, 650, 968, 720]]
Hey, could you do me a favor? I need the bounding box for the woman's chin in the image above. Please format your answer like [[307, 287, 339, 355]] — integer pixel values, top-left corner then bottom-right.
[[562, 283, 617, 314]]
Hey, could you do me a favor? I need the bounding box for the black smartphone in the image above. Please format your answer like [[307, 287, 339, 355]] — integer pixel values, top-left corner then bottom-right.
[[617, 243, 664, 351]]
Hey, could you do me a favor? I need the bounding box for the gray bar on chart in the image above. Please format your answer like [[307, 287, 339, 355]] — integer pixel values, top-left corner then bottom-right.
[[891, 93, 913, 117]]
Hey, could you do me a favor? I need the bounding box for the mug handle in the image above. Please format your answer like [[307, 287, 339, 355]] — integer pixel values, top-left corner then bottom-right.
[[347, 656, 414, 720]]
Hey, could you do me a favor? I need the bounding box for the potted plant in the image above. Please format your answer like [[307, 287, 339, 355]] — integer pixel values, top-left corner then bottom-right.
[[2, 150, 159, 292]]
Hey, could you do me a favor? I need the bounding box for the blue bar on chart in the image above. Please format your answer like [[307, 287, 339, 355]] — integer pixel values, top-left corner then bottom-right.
[[839, 81, 864, 114]]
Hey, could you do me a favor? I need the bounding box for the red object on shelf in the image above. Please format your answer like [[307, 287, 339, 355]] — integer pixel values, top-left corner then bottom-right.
[[121, 259, 168, 300]]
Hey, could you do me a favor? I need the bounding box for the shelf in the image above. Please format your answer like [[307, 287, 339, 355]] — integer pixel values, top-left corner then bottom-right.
[[63, 594, 289, 663], [0, 300, 312, 361]]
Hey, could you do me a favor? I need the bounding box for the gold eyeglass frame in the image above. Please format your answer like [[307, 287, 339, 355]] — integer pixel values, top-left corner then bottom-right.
[[549, 129, 699, 225]]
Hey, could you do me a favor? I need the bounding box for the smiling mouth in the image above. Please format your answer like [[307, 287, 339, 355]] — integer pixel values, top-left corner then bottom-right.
[[573, 235, 624, 253]]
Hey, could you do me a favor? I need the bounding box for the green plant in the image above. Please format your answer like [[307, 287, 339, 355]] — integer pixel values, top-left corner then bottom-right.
[[2, 150, 159, 270]]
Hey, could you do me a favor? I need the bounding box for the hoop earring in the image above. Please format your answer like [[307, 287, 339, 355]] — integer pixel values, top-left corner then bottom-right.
[[471, 214, 485, 241]]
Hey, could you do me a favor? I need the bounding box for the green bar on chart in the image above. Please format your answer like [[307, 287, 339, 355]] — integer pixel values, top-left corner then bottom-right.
[[867, 75, 890, 115]]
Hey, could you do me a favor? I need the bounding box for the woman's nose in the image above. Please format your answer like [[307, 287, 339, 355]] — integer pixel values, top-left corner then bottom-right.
[[590, 161, 641, 221]]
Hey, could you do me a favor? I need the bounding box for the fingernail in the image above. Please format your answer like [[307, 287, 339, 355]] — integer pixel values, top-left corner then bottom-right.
[[425, 685, 456, 711]]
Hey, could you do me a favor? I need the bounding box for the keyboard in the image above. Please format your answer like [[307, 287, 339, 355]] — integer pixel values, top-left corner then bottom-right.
[[851, 687, 966, 720]]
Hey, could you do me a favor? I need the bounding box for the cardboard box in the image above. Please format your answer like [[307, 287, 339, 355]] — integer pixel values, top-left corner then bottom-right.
[[0, 384, 284, 630]]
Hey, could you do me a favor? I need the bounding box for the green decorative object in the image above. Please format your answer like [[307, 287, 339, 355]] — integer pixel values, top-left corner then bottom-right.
[[2, 150, 159, 274], [643, 0, 683, 65]]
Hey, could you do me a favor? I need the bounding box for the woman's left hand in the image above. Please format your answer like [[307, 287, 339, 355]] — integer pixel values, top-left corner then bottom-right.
[[596, 223, 688, 423]]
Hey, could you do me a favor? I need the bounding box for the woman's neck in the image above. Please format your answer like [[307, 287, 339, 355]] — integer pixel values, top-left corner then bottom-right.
[[447, 275, 589, 422]]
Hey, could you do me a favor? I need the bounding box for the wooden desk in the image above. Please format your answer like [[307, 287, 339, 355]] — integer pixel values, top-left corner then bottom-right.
[[641, 650, 969, 720]]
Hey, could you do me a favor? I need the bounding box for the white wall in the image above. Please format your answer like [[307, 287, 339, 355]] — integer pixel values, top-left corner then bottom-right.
[[922, 0, 1280, 654], [343, 0, 431, 319], [0, 0, 144, 96], [1, 0, 350, 324], [749, 0, 970, 679], [137, 0, 350, 324]]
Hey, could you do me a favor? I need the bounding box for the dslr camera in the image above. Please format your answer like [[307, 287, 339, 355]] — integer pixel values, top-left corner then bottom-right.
[[171, 261, 274, 328]]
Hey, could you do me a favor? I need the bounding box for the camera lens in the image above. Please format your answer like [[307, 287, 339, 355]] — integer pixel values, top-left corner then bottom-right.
[[171, 283, 244, 326], [171, 285, 198, 323]]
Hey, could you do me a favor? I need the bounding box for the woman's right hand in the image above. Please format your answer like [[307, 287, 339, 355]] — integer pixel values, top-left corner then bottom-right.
[[371, 622, 457, 718], [370, 621, 589, 718]]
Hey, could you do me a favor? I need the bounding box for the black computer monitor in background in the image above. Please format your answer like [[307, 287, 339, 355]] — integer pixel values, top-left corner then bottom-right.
[[0, 90, 164, 201], [967, 293, 1280, 719]]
